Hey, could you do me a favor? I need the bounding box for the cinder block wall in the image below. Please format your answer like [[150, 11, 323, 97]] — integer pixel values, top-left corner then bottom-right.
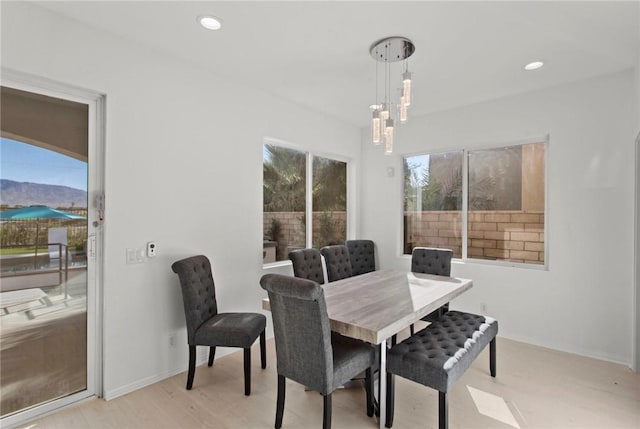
[[263, 211, 347, 260], [405, 210, 544, 264]]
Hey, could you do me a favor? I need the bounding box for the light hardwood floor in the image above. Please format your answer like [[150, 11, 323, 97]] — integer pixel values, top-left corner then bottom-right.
[[16, 336, 640, 428]]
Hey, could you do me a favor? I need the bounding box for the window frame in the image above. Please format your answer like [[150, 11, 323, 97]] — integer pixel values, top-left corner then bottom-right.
[[262, 137, 351, 268], [401, 136, 549, 270]]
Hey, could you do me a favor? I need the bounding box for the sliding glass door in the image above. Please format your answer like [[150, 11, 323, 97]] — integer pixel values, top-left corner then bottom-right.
[[0, 80, 103, 425]]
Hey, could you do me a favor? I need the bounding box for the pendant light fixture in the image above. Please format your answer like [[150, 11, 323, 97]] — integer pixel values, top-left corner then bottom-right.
[[369, 36, 415, 154]]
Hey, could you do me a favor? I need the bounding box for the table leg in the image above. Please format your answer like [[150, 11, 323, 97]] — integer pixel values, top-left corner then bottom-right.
[[378, 341, 387, 429]]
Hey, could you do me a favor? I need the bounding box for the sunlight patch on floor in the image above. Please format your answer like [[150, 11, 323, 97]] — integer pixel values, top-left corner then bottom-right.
[[467, 385, 520, 428]]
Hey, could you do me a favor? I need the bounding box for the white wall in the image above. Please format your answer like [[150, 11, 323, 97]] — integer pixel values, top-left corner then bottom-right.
[[361, 71, 636, 366], [1, 2, 360, 398]]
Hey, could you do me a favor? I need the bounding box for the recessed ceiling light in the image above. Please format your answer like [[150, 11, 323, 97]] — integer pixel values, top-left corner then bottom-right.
[[524, 61, 544, 71], [198, 15, 222, 30]]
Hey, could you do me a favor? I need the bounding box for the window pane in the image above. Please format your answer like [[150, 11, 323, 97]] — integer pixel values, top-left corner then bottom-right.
[[403, 151, 463, 256], [467, 142, 545, 265], [312, 156, 347, 248], [0, 133, 89, 416], [263, 144, 306, 262]]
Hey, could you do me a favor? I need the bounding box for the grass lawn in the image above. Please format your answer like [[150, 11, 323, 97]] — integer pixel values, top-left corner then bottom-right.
[[0, 246, 49, 256]]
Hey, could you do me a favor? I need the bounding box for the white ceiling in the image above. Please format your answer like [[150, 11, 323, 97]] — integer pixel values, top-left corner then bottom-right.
[[33, 1, 640, 128]]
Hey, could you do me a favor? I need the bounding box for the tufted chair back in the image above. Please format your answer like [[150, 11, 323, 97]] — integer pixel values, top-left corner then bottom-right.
[[260, 274, 334, 394], [345, 240, 375, 276], [288, 248, 325, 284], [321, 244, 353, 282], [171, 255, 218, 344], [411, 247, 453, 276]]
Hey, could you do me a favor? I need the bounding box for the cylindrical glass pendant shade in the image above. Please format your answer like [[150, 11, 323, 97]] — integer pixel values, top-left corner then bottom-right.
[[384, 118, 394, 155], [372, 111, 381, 144], [379, 103, 389, 122], [399, 96, 408, 123], [403, 71, 412, 106], [379, 103, 389, 142]]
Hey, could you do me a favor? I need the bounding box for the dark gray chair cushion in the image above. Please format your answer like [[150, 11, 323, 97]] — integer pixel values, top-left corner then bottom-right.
[[411, 247, 453, 276], [171, 255, 219, 344], [171, 255, 266, 346], [412, 247, 453, 322], [288, 248, 325, 284], [321, 244, 353, 282], [387, 311, 498, 392], [346, 240, 375, 276], [194, 313, 267, 348], [260, 273, 375, 395], [331, 332, 377, 389]]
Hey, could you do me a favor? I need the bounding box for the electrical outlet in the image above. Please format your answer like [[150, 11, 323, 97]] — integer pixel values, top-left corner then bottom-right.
[[168, 333, 176, 348], [480, 302, 487, 313]]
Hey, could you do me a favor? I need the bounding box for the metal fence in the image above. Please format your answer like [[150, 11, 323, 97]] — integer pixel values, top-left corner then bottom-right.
[[0, 207, 88, 250]]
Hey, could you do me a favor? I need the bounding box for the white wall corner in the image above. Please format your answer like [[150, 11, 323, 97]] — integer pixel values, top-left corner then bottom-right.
[[633, 57, 640, 373], [635, 130, 640, 372]]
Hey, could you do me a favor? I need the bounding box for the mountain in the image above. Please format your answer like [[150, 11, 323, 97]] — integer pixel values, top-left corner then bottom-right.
[[0, 179, 88, 208]]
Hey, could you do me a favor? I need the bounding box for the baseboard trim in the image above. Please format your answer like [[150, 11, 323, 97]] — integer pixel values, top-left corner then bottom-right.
[[499, 333, 630, 368], [103, 356, 211, 400]]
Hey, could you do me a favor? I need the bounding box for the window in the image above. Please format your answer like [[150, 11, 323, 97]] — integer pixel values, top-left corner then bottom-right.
[[263, 142, 347, 263], [403, 140, 546, 266], [403, 151, 463, 256], [312, 156, 347, 248]]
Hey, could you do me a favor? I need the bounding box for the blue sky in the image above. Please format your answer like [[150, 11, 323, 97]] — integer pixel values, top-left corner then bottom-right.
[[406, 153, 430, 186], [0, 137, 87, 191]]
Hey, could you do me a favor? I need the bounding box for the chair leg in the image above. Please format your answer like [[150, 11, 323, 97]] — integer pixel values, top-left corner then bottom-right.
[[186, 345, 196, 390], [275, 374, 286, 429], [410, 323, 415, 336], [385, 373, 394, 428], [208, 346, 216, 367], [260, 330, 267, 369], [365, 367, 374, 417], [490, 337, 497, 377], [439, 391, 448, 429], [244, 347, 251, 396], [323, 393, 332, 429]]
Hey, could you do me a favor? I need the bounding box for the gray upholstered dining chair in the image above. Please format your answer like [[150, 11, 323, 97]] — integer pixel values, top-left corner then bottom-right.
[[260, 273, 376, 429], [171, 255, 266, 394], [345, 239, 376, 276], [320, 244, 353, 282], [288, 248, 325, 283], [344, 239, 399, 348], [410, 247, 453, 335]]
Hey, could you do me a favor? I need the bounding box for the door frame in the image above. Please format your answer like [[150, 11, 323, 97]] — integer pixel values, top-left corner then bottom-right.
[[0, 68, 105, 426], [635, 131, 639, 373]]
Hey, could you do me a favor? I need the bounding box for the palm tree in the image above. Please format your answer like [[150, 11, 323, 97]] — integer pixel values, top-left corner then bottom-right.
[[312, 157, 346, 212], [263, 145, 306, 212]]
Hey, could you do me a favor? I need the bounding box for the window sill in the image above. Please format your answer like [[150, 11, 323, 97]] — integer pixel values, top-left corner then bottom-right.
[[262, 260, 292, 270]]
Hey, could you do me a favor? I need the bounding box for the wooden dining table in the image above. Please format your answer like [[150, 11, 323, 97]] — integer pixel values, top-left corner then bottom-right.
[[262, 269, 473, 429]]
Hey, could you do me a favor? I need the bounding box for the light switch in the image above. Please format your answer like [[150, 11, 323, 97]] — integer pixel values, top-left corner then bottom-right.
[[126, 248, 145, 264], [126, 248, 137, 264]]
